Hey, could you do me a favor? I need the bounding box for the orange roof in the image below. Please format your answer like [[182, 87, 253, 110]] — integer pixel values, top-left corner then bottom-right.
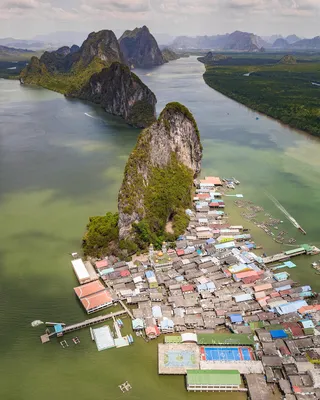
[[146, 326, 160, 336], [254, 283, 273, 292], [235, 270, 260, 279], [298, 304, 320, 314], [74, 280, 105, 299], [200, 176, 222, 186], [95, 259, 108, 269], [80, 290, 113, 311]]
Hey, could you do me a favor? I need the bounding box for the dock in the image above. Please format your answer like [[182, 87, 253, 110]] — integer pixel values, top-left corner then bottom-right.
[[262, 247, 307, 264], [41, 310, 128, 342]]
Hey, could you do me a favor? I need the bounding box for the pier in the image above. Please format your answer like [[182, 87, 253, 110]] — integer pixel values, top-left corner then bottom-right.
[[262, 247, 307, 264], [41, 310, 128, 343]]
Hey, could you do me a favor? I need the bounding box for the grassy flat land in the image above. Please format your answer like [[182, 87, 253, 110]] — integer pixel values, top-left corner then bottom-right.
[[201, 54, 320, 137]]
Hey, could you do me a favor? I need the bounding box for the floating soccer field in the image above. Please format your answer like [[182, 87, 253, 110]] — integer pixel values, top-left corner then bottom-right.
[[200, 346, 254, 362]]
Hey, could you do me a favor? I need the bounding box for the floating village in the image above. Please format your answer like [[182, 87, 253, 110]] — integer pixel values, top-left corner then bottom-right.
[[37, 176, 320, 400]]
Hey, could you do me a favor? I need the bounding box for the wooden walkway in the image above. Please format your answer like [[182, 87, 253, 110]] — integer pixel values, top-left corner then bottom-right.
[[46, 310, 127, 339], [262, 249, 305, 264]]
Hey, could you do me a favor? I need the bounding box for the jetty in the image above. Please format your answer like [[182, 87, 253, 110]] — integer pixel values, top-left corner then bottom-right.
[[262, 244, 319, 264], [41, 310, 128, 343]]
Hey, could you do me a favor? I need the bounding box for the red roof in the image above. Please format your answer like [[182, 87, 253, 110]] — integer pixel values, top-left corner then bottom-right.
[[242, 275, 261, 284], [120, 270, 130, 277], [283, 322, 304, 338], [80, 290, 113, 312], [146, 326, 160, 337], [181, 284, 194, 292], [235, 270, 261, 280], [176, 249, 185, 256], [95, 259, 108, 269], [280, 346, 291, 356], [198, 193, 211, 199], [74, 280, 105, 299], [270, 291, 280, 298], [209, 202, 220, 208]]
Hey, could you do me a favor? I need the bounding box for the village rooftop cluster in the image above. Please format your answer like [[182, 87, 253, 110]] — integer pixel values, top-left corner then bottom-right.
[[43, 176, 320, 399]]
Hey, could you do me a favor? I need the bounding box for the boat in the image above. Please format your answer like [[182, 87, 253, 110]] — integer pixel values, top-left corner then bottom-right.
[[31, 320, 44, 327]]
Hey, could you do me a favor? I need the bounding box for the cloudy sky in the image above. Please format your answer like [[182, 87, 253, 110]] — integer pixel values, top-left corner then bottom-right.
[[0, 0, 319, 39]]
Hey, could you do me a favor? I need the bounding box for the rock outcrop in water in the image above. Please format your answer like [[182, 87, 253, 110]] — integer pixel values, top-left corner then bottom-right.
[[119, 26, 164, 68], [118, 102, 202, 242], [20, 30, 156, 127], [75, 62, 157, 128], [162, 48, 180, 62]]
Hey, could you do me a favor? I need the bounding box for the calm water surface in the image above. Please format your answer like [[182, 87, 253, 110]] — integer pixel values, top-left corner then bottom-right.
[[0, 57, 320, 399]]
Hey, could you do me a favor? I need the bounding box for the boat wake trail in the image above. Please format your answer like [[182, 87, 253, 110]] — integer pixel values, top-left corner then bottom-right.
[[265, 192, 306, 234], [84, 112, 100, 119]]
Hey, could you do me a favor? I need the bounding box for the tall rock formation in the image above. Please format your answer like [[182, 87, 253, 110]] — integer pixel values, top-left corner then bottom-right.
[[162, 48, 180, 62], [75, 62, 157, 128], [118, 102, 202, 241], [76, 30, 125, 68], [119, 26, 164, 68], [20, 30, 157, 127]]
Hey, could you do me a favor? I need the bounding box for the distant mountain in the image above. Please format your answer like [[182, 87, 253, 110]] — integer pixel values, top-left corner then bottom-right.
[[0, 45, 34, 60], [292, 36, 320, 50], [286, 35, 301, 44], [272, 38, 290, 49], [262, 35, 283, 44], [223, 31, 267, 51], [33, 31, 88, 46], [171, 31, 267, 51], [119, 26, 164, 68], [171, 35, 228, 50], [0, 37, 55, 50]]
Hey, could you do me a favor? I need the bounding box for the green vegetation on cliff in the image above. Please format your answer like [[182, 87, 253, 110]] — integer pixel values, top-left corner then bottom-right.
[[20, 56, 107, 94], [203, 61, 320, 137], [133, 154, 193, 248], [82, 212, 119, 257]]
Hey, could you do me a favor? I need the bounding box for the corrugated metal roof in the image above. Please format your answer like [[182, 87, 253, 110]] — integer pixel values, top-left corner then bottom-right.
[[187, 370, 241, 386]]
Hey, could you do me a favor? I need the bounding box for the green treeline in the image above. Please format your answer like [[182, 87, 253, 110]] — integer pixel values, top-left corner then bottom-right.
[[203, 62, 320, 137]]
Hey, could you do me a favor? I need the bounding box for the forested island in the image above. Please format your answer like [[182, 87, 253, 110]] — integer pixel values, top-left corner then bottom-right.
[[200, 53, 320, 138]]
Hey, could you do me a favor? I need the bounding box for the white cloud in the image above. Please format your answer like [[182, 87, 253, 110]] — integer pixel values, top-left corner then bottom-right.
[[0, 0, 319, 40]]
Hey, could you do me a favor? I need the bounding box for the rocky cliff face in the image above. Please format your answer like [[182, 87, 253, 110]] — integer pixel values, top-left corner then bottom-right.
[[162, 48, 180, 62], [75, 62, 157, 128], [198, 52, 229, 65], [22, 30, 124, 79], [39, 45, 80, 73], [77, 30, 125, 68], [118, 102, 202, 241], [119, 26, 164, 68]]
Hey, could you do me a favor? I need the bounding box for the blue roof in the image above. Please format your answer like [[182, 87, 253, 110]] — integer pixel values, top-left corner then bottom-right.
[[283, 261, 296, 268], [275, 285, 292, 292], [300, 319, 315, 329], [160, 319, 174, 329], [175, 276, 184, 282], [229, 314, 243, 323], [54, 324, 63, 333], [270, 330, 288, 339], [145, 270, 155, 279], [206, 238, 215, 244], [206, 282, 216, 290], [197, 284, 207, 291], [275, 300, 307, 315]]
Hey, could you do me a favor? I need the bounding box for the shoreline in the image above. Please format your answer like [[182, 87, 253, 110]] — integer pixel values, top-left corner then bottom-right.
[[202, 68, 320, 141]]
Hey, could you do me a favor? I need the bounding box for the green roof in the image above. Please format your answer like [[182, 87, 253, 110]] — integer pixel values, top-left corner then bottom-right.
[[249, 321, 265, 330], [197, 333, 254, 346], [265, 324, 284, 331], [187, 370, 241, 386], [164, 335, 182, 343], [284, 247, 305, 255]]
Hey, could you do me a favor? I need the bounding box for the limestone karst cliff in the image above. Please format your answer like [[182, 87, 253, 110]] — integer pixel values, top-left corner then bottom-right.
[[119, 26, 164, 68], [118, 102, 202, 243], [75, 62, 157, 128]]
